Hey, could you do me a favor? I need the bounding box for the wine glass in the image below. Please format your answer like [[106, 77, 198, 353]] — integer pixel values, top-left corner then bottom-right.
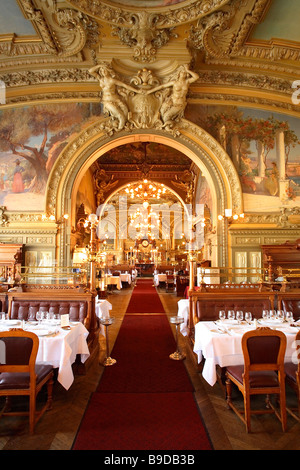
[[269, 309, 276, 320], [286, 311, 294, 324], [236, 311, 243, 324], [245, 312, 252, 324], [219, 310, 226, 322], [262, 309, 269, 321], [228, 310, 235, 321], [36, 311, 43, 324], [277, 310, 285, 322]]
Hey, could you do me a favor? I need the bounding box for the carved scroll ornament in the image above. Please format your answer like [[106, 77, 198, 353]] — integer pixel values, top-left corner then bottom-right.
[[88, 62, 199, 134]]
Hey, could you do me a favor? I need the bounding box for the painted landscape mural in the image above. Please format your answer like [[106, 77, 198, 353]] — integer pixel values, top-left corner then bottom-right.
[[0, 103, 102, 211], [0, 101, 299, 213], [187, 105, 300, 212]]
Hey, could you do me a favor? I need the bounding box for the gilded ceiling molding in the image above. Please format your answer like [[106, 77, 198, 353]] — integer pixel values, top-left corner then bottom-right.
[[195, 70, 293, 95], [65, 0, 231, 62], [236, 41, 300, 63], [111, 12, 178, 63], [189, 0, 270, 59], [1, 0, 100, 59], [20, 0, 57, 54], [204, 57, 300, 78], [65, 0, 231, 28], [1, 68, 93, 88], [189, 92, 300, 117], [188, 0, 300, 67]]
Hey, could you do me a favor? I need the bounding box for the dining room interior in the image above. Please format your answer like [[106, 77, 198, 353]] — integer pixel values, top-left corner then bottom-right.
[[0, 0, 300, 451]]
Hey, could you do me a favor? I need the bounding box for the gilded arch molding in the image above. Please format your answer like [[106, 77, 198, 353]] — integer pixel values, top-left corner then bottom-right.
[[46, 116, 242, 218], [45, 116, 243, 265]]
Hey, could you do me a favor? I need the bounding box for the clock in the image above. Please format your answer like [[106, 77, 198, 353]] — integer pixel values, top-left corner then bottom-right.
[[141, 239, 149, 247]]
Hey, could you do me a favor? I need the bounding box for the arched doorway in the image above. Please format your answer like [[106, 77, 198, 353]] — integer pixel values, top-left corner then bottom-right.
[[45, 118, 243, 267]]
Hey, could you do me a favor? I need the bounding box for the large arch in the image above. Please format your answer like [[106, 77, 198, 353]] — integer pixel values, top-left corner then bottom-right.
[[45, 116, 243, 266]]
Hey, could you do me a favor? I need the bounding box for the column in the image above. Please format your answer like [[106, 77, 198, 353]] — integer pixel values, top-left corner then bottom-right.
[[276, 129, 289, 201]]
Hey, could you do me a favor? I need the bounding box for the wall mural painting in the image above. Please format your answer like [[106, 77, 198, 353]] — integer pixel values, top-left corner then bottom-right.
[[186, 105, 300, 212], [0, 103, 102, 211]]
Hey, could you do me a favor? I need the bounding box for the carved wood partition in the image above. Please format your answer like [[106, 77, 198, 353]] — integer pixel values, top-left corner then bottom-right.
[[188, 286, 276, 346], [261, 239, 300, 282], [6, 285, 97, 345], [0, 243, 24, 282]]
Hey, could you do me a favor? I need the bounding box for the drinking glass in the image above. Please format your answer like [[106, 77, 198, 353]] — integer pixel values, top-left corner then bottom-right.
[[269, 309, 276, 320], [228, 310, 235, 321], [262, 309, 269, 321], [286, 311, 294, 324], [277, 310, 285, 322], [36, 311, 42, 324], [219, 310, 226, 321], [245, 312, 252, 324], [236, 311, 243, 324]]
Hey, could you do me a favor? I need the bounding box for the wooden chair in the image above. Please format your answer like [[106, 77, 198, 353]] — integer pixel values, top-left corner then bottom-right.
[[165, 275, 175, 292], [225, 327, 287, 433], [0, 329, 54, 434], [285, 330, 300, 422]]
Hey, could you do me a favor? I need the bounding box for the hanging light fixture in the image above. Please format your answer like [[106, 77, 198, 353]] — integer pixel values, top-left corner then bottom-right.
[[125, 179, 167, 203]]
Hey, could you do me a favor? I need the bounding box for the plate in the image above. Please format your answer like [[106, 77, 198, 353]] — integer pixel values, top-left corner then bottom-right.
[[35, 329, 55, 337], [1, 320, 20, 326], [258, 319, 284, 326], [217, 319, 238, 326]]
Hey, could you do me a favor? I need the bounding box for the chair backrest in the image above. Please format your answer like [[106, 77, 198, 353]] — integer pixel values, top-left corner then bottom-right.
[[0, 329, 38, 377], [242, 327, 286, 373], [295, 330, 300, 375]]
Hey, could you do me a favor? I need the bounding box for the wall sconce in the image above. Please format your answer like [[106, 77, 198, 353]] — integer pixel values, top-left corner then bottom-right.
[[218, 209, 244, 223], [42, 213, 69, 224]]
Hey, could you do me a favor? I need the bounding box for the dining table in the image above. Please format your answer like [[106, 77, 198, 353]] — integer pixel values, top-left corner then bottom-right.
[[0, 319, 90, 390], [119, 273, 131, 285], [153, 273, 167, 286], [193, 319, 300, 387], [106, 275, 122, 290]]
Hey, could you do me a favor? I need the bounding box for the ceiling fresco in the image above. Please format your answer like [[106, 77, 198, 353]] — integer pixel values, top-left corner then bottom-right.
[[251, 0, 300, 42], [0, 0, 36, 36]]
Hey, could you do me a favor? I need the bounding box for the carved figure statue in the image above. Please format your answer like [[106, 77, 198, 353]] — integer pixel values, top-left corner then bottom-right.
[[93, 168, 118, 206], [171, 170, 195, 204], [89, 62, 141, 130], [146, 64, 199, 127]]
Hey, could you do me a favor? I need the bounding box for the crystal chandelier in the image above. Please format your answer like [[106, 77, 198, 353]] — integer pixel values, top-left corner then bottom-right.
[[129, 206, 160, 240], [125, 179, 167, 207]]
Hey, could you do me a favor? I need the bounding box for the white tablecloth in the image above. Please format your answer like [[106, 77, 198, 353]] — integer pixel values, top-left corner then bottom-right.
[[0, 321, 90, 390], [177, 299, 189, 336], [153, 274, 167, 286], [120, 273, 131, 284], [193, 321, 299, 387], [106, 276, 122, 290]]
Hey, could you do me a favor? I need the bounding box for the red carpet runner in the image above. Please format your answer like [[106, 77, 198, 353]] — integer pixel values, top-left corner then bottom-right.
[[125, 278, 165, 313], [73, 279, 212, 450]]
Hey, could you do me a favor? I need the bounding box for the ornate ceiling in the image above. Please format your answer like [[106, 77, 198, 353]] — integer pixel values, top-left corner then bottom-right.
[[0, 0, 300, 210], [0, 0, 299, 116]]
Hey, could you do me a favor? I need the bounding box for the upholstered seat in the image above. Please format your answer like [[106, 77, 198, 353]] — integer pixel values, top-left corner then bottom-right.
[[196, 298, 272, 322], [226, 327, 287, 433], [10, 300, 87, 322], [285, 330, 300, 422], [0, 329, 54, 434]]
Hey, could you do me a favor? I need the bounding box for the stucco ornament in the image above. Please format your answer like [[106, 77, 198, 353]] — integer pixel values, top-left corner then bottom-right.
[[89, 62, 199, 134]]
